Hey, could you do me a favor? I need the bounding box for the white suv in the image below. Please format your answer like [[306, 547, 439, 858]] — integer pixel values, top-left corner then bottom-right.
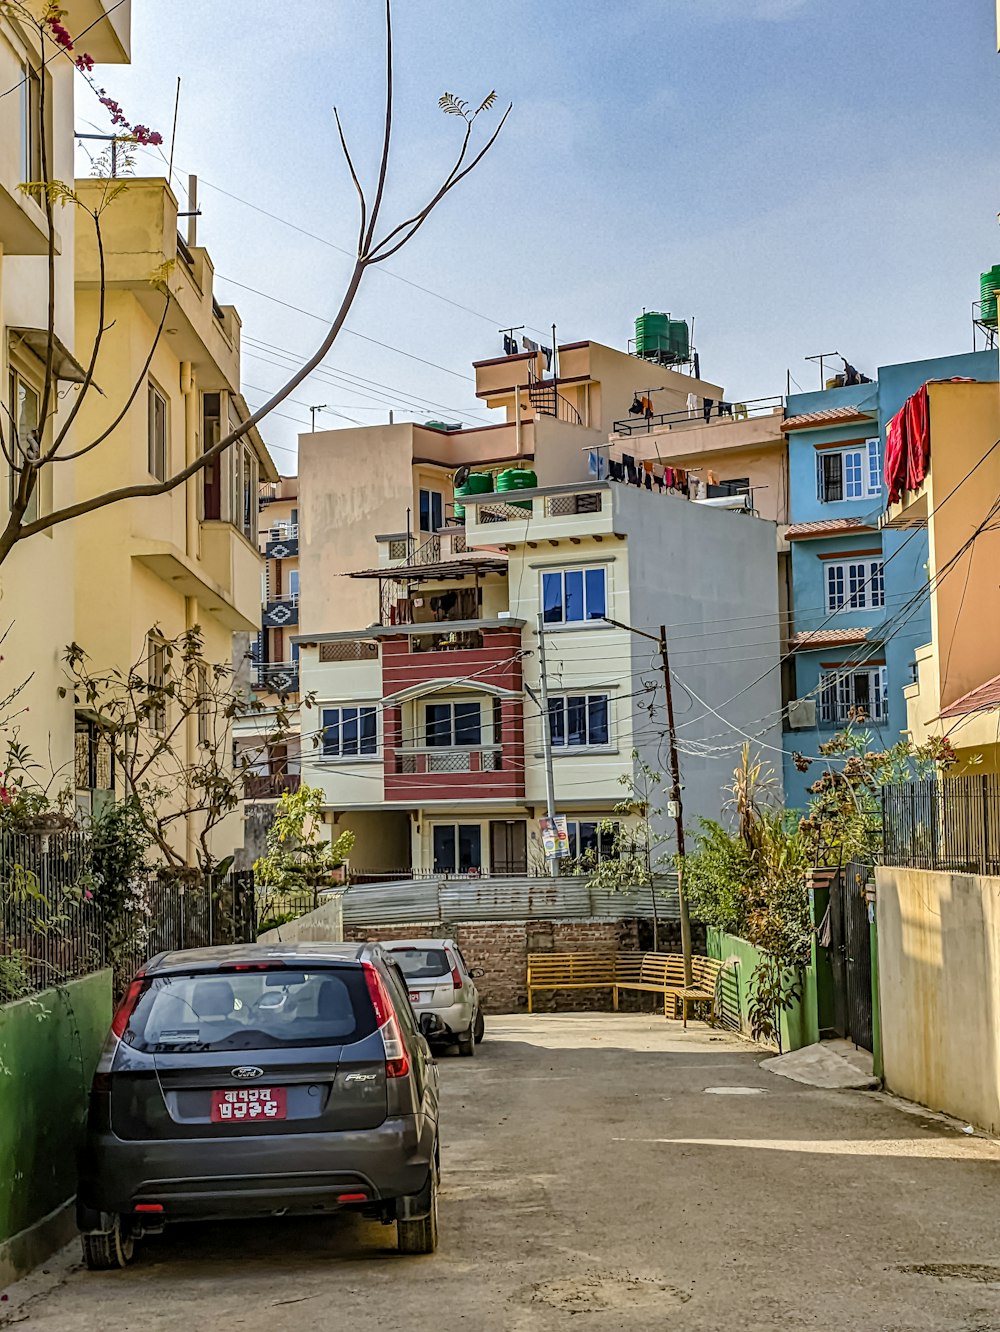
[[384, 939, 485, 1056]]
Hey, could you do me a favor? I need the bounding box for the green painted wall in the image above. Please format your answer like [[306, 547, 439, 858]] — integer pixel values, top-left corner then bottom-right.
[[0, 971, 112, 1245], [706, 929, 820, 1052]]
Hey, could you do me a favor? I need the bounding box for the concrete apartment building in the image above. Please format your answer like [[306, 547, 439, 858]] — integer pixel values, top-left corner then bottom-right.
[[291, 336, 782, 876], [0, 2, 130, 786], [71, 176, 276, 857]]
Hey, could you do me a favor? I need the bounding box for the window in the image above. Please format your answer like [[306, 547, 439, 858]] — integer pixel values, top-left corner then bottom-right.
[[432, 823, 481, 874], [241, 442, 259, 544], [825, 559, 885, 612], [146, 381, 168, 480], [817, 443, 881, 503], [196, 664, 210, 749], [18, 61, 41, 185], [8, 368, 41, 523], [720, 477, 751, 497], [425, 701, 481, 747], [419, 488, 443, 533], [819, 666, 888, 727], [147, 637, 167, 734], [288, 569, 300, 602], [542, 567, 607, 624], [321, 706, 378, 757], [548, 694, 610, 748], [566, 820, 619, 863]]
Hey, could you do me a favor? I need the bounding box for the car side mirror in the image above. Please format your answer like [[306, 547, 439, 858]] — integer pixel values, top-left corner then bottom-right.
[[469, 967, 485, 979], [419, 1012, 446, 1038]]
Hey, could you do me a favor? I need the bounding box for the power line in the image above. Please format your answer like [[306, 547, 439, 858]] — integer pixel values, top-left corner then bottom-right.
[[0, 0, 129, 101]]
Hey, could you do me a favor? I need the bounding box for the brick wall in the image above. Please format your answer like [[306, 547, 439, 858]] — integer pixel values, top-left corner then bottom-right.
[[344, 917, 703, 1014]]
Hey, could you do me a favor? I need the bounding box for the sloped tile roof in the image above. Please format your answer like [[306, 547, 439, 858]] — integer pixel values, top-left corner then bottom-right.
[[786, 517, 879, 540], [791, 627, 873, 651], [940, 672, 1000, 719], [781, 405, 878, 432]]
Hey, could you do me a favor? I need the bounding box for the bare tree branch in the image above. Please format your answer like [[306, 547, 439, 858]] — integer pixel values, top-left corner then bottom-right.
[[333, 107, 367, 255], [362, 0, 393, 255]]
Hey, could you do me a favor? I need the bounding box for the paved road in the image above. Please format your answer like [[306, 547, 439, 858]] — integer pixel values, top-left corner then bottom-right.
[[9, 1014, 1000, 1331]]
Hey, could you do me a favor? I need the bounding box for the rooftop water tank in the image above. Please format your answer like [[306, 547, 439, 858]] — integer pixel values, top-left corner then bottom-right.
[[496, 467, 537, 511], [635, 311, 690, 365], [454, 471, 493, 520], [980, 266, 1000, 328]]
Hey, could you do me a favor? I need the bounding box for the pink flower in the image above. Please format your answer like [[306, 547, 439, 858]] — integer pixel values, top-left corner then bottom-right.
[[0, 787, 11, 807], [84, 890, 94, 901], [75, 53, 95, 72]]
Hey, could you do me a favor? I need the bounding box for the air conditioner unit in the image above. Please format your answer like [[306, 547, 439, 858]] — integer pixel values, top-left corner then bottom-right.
[[787, 698, 817, 730]]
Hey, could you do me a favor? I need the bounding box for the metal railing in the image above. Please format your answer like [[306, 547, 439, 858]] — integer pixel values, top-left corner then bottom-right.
[[265, 523, 299, 542], [882, 774, 1000, 876], [528, 362, 582, 425], [255, 662, 300, 694], [244, 772, 301, 800], [393, 746, 502, 775], [612, 394, 784, 437]]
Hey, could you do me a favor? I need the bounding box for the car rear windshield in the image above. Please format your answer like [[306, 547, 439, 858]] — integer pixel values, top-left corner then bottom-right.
[[121, 967, 378, 1053], [388, 947, 452, 980]]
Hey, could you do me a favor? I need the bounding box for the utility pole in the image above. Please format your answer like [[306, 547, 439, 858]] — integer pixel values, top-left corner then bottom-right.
[[604, 615, 693, 986], [535, 611, 559, 878], [309, 404, 328, 432]]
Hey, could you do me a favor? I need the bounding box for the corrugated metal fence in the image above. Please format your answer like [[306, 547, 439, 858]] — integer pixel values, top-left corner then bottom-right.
[[339, 874, 680, 928]]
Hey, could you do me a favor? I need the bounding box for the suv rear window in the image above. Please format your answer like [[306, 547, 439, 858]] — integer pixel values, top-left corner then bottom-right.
[[388, 947, 451, 979], [122, 968, 378, 1053]]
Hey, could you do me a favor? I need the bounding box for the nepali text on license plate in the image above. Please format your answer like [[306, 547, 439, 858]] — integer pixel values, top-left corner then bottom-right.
[[211, 1086, 287, 1123], [409, 992, 428, 1003]]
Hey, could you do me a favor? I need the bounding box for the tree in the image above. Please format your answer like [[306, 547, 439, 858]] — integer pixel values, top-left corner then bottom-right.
[[254, 784, 355, 930], [0, 0, 510, 566], [65, 626, 295, 876]]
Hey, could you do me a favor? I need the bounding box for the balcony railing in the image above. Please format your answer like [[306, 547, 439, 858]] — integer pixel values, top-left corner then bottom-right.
[[263, 596, 299, 629], [612, 394, 784, 437], [409, 629, 484, 654], [256, 662, 300, 695], [393, 747, 502, 775], [265, 525, 299, 559], [244, 772, 301, 800]]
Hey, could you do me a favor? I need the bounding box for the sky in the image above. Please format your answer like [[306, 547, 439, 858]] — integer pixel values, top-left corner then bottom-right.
[[74, 0, 1000, 474]]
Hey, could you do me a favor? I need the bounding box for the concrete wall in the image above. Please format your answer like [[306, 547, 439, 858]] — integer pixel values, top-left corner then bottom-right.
[[258, 896, 344, 945], [706, 928, 819, 1052], [0, 970, 113, 1285], [876, 865, 1000, 1132]]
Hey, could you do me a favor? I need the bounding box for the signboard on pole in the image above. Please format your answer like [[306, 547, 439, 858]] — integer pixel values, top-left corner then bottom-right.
[[539, 815, 570, 859]]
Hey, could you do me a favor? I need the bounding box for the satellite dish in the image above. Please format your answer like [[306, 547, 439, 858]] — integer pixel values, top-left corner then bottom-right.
[[454, 465, 471, 488]]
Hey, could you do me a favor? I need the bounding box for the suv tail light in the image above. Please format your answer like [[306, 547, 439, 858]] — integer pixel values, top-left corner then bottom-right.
[[110, 970, 147, 1039], [446, 948, 463, 992], [363, 962, 410, 1079]]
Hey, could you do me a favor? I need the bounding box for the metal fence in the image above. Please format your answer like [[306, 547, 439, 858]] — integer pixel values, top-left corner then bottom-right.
[[339, 873, 681, 928], [882, 774, 1000, 876], [0, 831, 105, 995]]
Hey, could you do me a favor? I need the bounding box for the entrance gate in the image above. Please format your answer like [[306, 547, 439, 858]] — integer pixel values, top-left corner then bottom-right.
[[828, 861, 874, 1051]]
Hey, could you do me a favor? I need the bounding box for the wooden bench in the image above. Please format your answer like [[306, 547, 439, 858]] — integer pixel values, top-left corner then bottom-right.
[[526, 951, 722, 1027]]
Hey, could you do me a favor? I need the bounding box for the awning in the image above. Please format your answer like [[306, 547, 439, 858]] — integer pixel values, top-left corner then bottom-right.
[[348, 554, 509, 581], [8, 327, 92, 386]]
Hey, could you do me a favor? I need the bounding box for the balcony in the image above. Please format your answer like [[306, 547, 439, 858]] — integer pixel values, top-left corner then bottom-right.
[[265, 524, 299, 559], [463, 481, 616, 544], [380, 624, 525, 694], [384, 745, 523, 802], [244, 772, 301, 800], [263, 595, 299, 629], [393, 747, 502, 774], [256, 662, 300, 695]]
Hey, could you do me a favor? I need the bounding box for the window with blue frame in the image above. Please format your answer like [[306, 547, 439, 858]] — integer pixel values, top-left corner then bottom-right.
[[419, 488, 444, 533], [321, 705, 378, 757], [548, 694, 610, 748], [542, 567, 607, 624]]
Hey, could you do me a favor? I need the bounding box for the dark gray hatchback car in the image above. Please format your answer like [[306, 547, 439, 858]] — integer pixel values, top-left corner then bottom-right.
[[77, 942, 441, 1268]]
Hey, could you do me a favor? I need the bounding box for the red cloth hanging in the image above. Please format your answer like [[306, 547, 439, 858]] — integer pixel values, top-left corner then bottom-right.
[[885, 407, 906, 503], [904, 384, 930, 493]]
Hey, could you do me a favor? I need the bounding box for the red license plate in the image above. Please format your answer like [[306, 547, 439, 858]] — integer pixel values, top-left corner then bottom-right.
[[211, 1087, 287, 1123], [409, 992, 420, 1003]]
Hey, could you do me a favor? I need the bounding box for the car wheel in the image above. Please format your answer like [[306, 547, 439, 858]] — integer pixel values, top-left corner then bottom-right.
[[474, 1008, 485, 1045], [457, 1025, 475, 1057], [397, 1169, 439, 1255], [81, 1215, 134, 1270]]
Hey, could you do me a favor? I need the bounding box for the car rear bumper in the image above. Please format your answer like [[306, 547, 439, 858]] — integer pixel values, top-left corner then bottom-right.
[[78, 1114, 434, 1223], [419, 999, 475, 1038]]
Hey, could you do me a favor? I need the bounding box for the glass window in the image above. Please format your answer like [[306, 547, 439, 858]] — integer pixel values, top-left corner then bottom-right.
[[548, 695, 610, 747], [867, 438, 881, 497], [825, 560, 885, 613], [425, 701, 481, 747], [19, 62, 41, 185], [419, 489, 443, 533], [321, 706, 378, 757], [8, 369, 41, 523], [843, 450, 863, 499], [148, 382, 168, 481], [541, 568, 607, 624], [288, 570, 300, 600], [566, 820, 618, 862], [818, 666, 888, 726], [122, 968, 378, 1053], [147, 636, 167, 734], [432, 823, 481, 873], [388, 948, 451, 979]]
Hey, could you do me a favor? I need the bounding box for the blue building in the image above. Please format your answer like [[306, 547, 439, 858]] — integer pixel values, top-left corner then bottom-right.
[[781, 351, 998, 808]]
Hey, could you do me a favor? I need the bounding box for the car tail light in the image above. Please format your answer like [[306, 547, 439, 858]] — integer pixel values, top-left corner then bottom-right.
[[219, 961, 287, 972], [110, 971, 147, 1039], [363, 962, 410, 1079], [134, 1204, 163, 1214], [446, 949, 463, 991], [336, 1192, 368, 1203]]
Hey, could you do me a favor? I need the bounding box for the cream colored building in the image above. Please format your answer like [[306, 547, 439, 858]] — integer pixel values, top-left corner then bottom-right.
[[71, 176, 277, 859], [0, 2, 129, 789], [292, 335, 782, 876]]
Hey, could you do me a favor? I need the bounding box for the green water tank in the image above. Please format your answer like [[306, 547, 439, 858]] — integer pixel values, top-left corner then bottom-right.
[[496, 467, 537, 510], [981, 266, 1000, 328], [453, 470, 493, 520], [635, 311, 689, 365]]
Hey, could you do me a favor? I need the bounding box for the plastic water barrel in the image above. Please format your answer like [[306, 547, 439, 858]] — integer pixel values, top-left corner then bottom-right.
[[454, 470, 492, 520], [496, 467, 537, 511], [981, 266, 1000, 327]]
